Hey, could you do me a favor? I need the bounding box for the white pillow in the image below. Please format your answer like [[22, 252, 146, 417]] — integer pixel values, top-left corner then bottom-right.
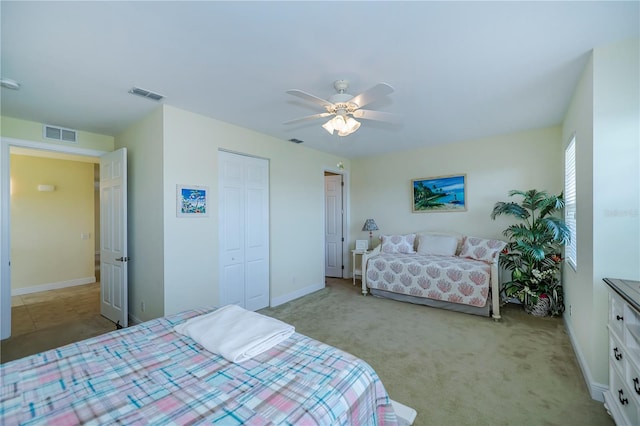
[[459, 236, 507, 262], [417, 234, 458, 256], [381, 234, 416, 254]]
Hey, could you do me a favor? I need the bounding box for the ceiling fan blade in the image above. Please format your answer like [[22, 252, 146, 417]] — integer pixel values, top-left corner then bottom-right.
[[286, 89, 334, 108], [352, 109, 401, 123], [283, 112, 333, 125], [348, 83, 394, 108]]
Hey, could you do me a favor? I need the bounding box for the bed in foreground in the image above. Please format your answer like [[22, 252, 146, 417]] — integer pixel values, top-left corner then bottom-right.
[[0, 307, 398, 425]]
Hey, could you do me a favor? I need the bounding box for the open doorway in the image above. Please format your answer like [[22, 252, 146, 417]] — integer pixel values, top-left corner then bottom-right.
[[0, 137, 112, 341], [324, 171, 344, 278], [8, 148, 101, 338]]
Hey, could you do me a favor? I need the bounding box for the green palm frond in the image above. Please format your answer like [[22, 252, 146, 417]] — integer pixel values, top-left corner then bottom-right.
[[538, 192, 565, 219], [491, 202, 530, 220], [540, 216, 571, 245]]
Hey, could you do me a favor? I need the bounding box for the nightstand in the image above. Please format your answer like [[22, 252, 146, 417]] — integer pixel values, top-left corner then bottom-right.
[[352, 250, 369, 285]]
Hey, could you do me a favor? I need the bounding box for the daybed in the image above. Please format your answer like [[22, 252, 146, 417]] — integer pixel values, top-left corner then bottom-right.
[[361, 232, 505, 320], [0, 306, 399, 425]]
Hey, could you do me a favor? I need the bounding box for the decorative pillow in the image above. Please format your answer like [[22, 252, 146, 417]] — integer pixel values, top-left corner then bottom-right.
[[381, 234, 416, 254], [417, 234, 458, 256], [459, 237, 507, 262]]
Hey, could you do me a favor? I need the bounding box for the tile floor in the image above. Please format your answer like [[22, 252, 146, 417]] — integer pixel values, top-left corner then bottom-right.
[[10, 282, 101, 337]]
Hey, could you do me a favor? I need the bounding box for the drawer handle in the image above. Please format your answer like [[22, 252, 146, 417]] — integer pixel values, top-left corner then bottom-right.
[[616, 314, 624, 321], [634, 378, 640, 395], [619, 389, 629, 405], [614, 347, 623, 361]]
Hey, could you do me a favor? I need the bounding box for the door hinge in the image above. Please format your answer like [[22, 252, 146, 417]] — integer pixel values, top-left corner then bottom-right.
[[342, 265, 344, 269], [341, 237, 344, 242]]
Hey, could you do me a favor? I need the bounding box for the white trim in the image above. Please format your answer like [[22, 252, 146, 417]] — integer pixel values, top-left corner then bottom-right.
[[11, 277, 96, 296], [564, 314, 607, 402], [270, 281, 324, 307], [128, 314, 144, 326], [1, 136, 107, 339], [3, 136, 106, 157]]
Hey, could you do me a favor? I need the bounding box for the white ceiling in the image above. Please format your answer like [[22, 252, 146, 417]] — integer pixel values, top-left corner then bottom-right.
[[1, 1, 638, 159]]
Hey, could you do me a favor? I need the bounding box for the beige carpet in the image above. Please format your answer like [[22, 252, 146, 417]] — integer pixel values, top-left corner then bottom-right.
[[259, 278, 613, 426]]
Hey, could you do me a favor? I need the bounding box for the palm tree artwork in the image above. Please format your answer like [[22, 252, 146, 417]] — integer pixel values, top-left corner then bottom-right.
[[412, 175, 466, 212]]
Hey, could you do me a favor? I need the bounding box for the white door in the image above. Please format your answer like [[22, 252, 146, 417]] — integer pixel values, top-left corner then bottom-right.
[[325, 174, 343, 277], [219, 151, 269, 311], [100, 148, 128, 327]]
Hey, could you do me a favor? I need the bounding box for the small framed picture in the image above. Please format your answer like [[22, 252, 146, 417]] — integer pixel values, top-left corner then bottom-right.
[[355, 240, 368, 251], [177, 185, 209, 217]]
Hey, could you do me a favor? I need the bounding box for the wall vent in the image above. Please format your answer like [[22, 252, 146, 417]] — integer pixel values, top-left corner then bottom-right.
[[129, 86, 164, 101], [43, 125, 78, 143]]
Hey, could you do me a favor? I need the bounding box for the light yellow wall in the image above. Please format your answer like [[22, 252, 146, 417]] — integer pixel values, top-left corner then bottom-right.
[[351, 126, 563, 244], [160, 105, 348, 315], [114, 105, 349, 320], [10, 155, 95, 290], [1, 116, 114, 152], [115, 107, 165, 322], [563, 38, 640, 395], [562, 51, 596, 389]]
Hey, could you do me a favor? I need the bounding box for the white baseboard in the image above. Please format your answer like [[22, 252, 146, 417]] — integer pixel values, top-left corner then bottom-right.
[[128, 314, 143, 326], [270, 281, 325, 307], [564, 315, 607, 402], [11, 277, 96, 296]]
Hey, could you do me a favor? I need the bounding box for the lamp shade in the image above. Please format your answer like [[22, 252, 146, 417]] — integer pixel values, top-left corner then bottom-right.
[[362, 219, 379, 232]]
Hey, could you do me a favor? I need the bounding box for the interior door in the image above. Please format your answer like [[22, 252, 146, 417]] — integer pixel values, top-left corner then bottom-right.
[[325, 174, 343, 277], [100, 148, 128, 327], [219, 151, 269, 311]]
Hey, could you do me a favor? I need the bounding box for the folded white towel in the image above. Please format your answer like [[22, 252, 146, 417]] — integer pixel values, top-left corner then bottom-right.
[[174, 305, 295, 363]]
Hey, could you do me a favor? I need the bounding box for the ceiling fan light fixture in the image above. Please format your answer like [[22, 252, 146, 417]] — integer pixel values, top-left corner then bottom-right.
[[338, 117, 361, 137], [332, 114, 346, 131], [322, 119, 336, 134]]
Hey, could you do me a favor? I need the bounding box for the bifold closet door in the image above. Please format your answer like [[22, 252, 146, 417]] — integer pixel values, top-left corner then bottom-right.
[[219, 151, 269, 311]]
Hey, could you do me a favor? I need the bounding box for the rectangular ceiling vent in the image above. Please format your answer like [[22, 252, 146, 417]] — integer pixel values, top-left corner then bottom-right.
[[43, 125, 78, 143], [129, 86, 164, 101], [288, 138, 304, 144]]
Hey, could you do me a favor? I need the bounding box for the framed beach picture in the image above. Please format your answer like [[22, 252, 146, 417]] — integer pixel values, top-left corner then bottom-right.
[[177, 185, 209, 217], [412, 174, 467, 213]]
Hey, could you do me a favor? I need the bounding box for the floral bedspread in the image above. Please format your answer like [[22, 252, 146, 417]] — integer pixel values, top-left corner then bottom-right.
[[366, 253, 491, 307]]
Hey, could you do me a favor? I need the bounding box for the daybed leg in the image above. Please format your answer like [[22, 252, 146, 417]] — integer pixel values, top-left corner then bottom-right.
[[490, 258, 501, 321]]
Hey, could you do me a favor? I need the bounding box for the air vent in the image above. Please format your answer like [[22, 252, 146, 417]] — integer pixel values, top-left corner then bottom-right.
[[129, 86, 164, 101], [288, 138, 304, 144], [43, 125, 78, 143]]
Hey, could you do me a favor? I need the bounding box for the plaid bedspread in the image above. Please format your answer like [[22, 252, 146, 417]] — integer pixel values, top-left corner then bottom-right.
[[0, 308, 397, 425]]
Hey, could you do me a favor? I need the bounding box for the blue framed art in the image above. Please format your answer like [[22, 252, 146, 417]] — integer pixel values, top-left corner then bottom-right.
[[177, 185, 209, 217], [412, 174, 467, 212]]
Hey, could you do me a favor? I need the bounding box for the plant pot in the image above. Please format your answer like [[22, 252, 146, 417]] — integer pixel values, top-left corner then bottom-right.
[[525, 296, 550, 317]]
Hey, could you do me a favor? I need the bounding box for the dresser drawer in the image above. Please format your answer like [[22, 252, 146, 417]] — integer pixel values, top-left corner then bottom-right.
[[610, 366, 640, 426], [627, 357, 640, 406], [611, 333, 627, 378], [611, 291, 626, 339]]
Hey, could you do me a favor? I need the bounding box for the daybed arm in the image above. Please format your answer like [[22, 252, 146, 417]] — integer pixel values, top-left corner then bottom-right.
[[361, 245, 381, 296], [490, 257, 501, 321]]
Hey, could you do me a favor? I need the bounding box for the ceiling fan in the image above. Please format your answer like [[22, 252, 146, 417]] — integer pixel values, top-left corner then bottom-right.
[[284, 79, 399, 136]]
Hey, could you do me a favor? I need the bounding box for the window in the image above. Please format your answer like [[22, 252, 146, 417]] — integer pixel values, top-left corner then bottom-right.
[[564, 136, 577, 270]]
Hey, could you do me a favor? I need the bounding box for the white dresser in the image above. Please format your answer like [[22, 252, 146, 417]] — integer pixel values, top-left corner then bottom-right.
[[604, 277, 640, 425]]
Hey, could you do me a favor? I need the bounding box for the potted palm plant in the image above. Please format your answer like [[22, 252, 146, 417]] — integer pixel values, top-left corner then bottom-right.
[[490, 189, 570, 316]]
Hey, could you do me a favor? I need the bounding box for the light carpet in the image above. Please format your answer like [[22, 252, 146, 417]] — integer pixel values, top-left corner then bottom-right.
[[259, 278, 612, 426]]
